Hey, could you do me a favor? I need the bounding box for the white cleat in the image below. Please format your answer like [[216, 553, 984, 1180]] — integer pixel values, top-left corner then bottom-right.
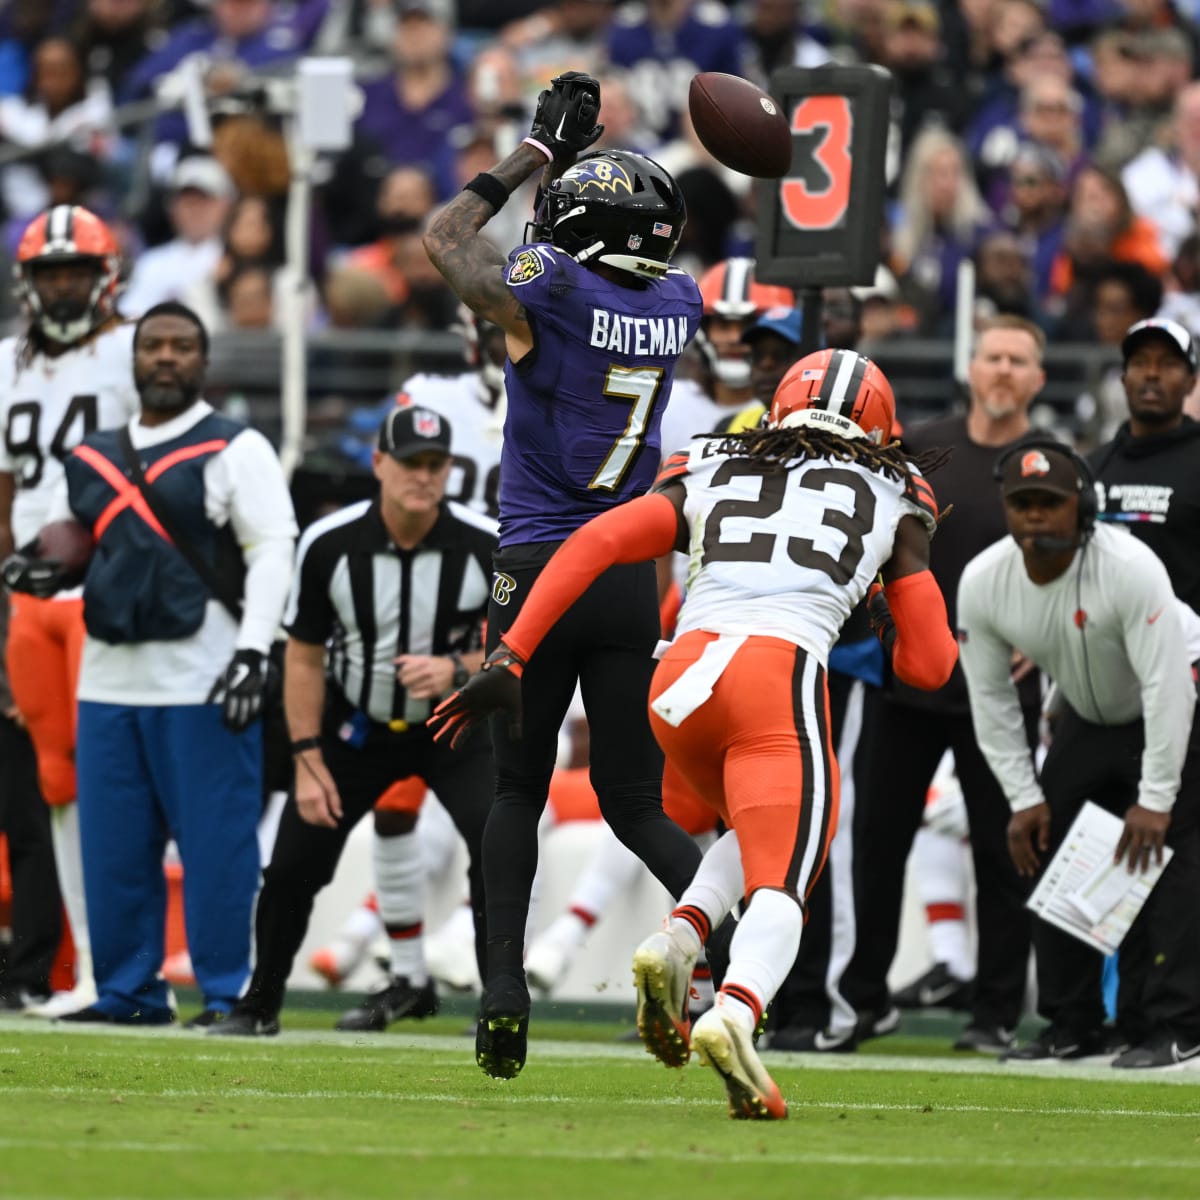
[[631, 925, 697, 1068], [692, 1003, 788, 1120], [26, 979, 99, 1020]]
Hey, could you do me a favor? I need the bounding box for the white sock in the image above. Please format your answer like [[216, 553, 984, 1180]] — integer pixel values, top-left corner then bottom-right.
[[718, 889, 803, 1033], [670, 830, 745, 952], [373, 832, 426, 985], [537, 910, 591, 957], [50, 804, 93, 987], [341, 895, 385, 947], [913, 826, 974, 981], [568, 824, 642, 919], [416, 791, 458, 881]]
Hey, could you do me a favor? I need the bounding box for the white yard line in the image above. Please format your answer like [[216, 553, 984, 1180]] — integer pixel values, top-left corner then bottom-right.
[[4, 1018, 1200, 1087], [0, 1135, 1196, 1170]]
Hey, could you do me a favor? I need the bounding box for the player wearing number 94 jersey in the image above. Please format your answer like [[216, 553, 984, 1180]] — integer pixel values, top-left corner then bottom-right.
[[0, 205, 138, 1018], [431, 350, 960, 1117]]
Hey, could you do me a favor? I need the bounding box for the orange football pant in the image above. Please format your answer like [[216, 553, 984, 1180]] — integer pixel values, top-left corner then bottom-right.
[[5, 595, 84, 807], [648, 630, 839, 900]]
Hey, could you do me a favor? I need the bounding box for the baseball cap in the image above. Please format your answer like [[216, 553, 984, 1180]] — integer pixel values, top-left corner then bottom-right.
[[1120, 317, 1198, 371], [170, 156, 235, 200], [378, 405, 452, 460], [999, 445, 1080, 499], [742, 305, 803, 346]]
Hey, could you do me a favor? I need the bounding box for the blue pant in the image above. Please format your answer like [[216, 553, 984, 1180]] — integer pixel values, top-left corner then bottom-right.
[[77, 702, 261, 1019]]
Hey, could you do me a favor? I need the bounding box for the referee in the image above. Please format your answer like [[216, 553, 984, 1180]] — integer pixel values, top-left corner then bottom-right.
[[215, 407, 496, 1036], [958, 440, 1200, 1069]]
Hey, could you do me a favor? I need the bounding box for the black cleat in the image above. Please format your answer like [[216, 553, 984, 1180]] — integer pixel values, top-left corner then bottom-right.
[[184, 1008, 229, 1030], [335, 977, 439, 1032], [206, 1006, 281, 1037], [1001, 1023, 1103, 1061], [893, 962, 973, 1011], [475, 978, 530, 1080]]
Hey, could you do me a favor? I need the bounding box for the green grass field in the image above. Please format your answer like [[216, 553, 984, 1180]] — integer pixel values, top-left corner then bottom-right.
[[3, 1001, 1199, 1200]]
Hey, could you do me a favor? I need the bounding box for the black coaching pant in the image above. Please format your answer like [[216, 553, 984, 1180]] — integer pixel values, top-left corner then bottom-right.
[[1035, 707, 1200, 1043], [242, 695, 493, 1016], [0, 716, 61, 999], [482, 544, 702, 982], [840, 693, 1039, 1032]]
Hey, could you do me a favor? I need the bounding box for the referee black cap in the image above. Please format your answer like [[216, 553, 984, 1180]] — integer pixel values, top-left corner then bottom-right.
[[379, 405, 452, 461]]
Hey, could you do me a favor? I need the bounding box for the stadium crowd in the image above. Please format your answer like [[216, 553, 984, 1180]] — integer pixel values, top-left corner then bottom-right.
[[1, 0, 1200, 1116]]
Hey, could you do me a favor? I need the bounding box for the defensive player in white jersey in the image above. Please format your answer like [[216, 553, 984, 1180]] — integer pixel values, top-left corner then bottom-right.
[[430, 348, 960, 1118], [0, 206, 140, 1018], [396, 310, 505, 517]]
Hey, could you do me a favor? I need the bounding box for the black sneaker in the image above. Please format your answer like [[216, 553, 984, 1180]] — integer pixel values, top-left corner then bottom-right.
[[57, 1005, 176, 1026], [953, 1023, 1015, 1054], [857, 1005, 901, 1045], [335, 977, 439, 1032], [206, 1006, 280, 1037], [1001, 1024, 1103, 1061], [1112, 1032, 1200, 1069], [475, 977, 530, 1080], [768, 1024, 858, 1053], [184, 1009, 228, 1029], [893, 963, 974, 1011]]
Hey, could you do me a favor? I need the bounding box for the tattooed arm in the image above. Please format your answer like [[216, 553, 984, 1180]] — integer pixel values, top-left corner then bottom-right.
[[423, 142, 553, 360]]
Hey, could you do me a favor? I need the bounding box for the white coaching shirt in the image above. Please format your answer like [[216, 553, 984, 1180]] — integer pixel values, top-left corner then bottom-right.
[[0, 322, 140, 548], [670, 437, 937, 663], [957, 524, 1196, 815]]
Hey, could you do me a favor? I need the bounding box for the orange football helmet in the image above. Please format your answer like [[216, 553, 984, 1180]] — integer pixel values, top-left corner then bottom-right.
[[768, 348, 895, 444], [695, 257, 794, 387], [15, 205, 122, 344]]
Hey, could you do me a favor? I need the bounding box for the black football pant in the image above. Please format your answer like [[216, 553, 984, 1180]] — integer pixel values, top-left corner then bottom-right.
[[0, 716, 61, 999], [1035, 707, 1200, 1043], [483, 545, 702, 986], [242, 698, 493, 1017], [840, 693, 1038, 1032]]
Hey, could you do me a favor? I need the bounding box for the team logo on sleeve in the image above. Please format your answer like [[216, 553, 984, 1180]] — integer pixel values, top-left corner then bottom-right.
[[507, 251, 545, 286]]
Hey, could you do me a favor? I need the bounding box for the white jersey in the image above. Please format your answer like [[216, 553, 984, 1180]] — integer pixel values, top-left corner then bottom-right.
[[0, 322, 140, 547], [659, 376, 728, 457], [399, 372, 504, 518], [666, 438, 937, 663]]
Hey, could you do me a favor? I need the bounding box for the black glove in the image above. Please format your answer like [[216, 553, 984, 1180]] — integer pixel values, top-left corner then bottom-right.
[[866, 582, 897, 657], [0, 551, 72, 599], [526, 71, 603, 160], [208, 648, 276, 733], [428, 645, 525, 750]]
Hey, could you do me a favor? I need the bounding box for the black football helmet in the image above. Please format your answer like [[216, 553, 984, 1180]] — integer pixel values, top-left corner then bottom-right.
[[528, 150, 686, 280]]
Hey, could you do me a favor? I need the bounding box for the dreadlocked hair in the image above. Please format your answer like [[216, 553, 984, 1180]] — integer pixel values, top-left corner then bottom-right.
[[709, 427, 953, 488]]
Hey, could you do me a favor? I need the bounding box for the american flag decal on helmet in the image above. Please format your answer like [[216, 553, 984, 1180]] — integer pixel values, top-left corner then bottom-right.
[[652, 222, 673, 237]]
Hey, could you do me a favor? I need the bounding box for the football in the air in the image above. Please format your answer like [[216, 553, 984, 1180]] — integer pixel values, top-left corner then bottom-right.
[[36, 518, 94, 573], [688, 72, 792, 179]]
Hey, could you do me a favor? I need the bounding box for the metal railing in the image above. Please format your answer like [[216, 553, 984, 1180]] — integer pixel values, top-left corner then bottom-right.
[[204, 329, 1122, 450]]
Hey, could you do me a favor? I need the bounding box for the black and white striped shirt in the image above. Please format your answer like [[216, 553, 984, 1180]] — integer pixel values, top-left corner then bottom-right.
[[285, 499, 496, 726]]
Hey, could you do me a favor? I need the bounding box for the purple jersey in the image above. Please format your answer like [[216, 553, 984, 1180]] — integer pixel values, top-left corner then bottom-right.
[[499, 242, 701, 547]]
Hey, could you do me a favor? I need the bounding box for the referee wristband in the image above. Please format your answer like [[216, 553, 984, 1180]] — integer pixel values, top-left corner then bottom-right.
[[290, 736, 322, 756], [463, 172, 510, 213]]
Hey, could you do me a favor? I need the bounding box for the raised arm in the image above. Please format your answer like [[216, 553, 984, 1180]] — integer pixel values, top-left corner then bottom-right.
[[423, 72, 603, 356]]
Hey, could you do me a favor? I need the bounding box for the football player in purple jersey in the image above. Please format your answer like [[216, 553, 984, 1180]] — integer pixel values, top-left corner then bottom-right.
[[424, 72, 709, 1080]]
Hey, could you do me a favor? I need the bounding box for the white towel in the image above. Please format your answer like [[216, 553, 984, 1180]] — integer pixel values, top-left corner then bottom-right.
[[650, 635, 747, 728]]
